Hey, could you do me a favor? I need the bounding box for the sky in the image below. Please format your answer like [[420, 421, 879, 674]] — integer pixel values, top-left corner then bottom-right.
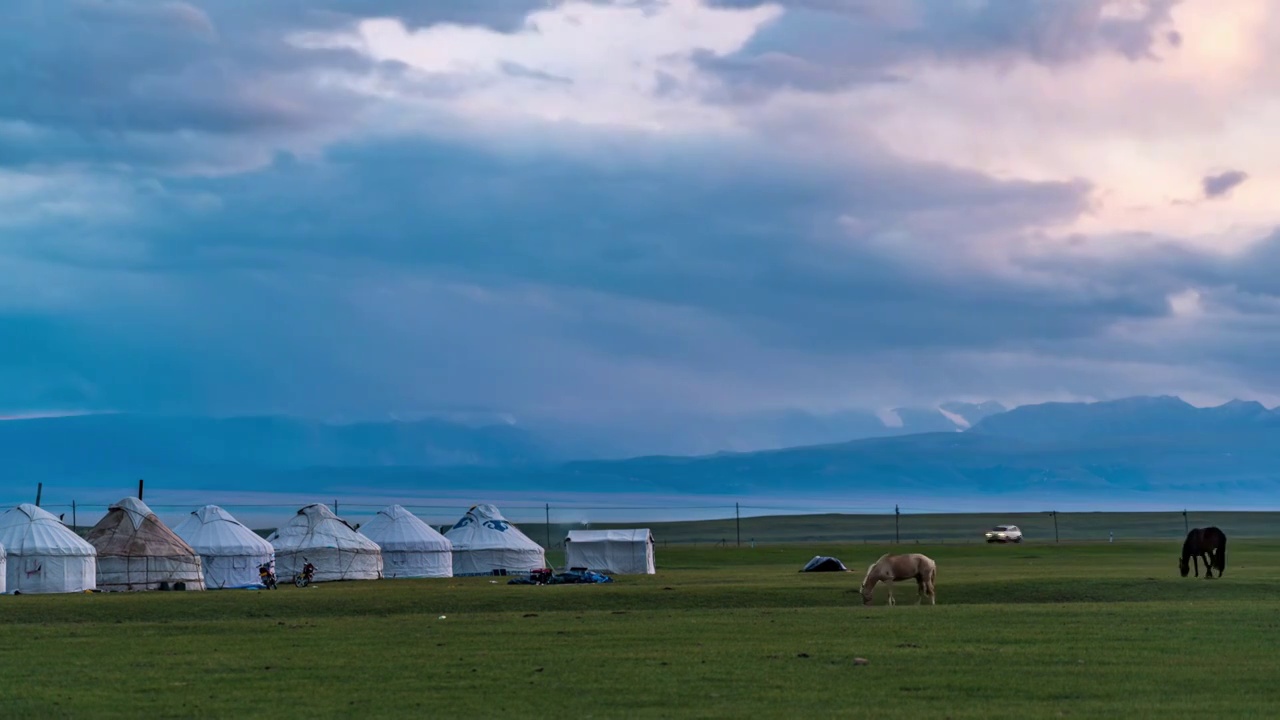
[[4, 0, 1280, 430]]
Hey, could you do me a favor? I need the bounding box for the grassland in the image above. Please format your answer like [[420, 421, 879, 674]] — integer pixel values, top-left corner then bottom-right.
[[2, 540, 1278, 719]]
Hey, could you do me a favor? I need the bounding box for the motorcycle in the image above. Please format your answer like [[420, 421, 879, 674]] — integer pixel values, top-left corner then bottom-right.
[[294, 559, 316, 588], [258, 562, 277, 590]]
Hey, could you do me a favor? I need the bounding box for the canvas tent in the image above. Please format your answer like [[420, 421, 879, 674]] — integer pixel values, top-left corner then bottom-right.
[[359, 505, 452, 579], [0, 503, 96, 594], [564, 529, 656, 575], [267, 503, 383, 583], [86, 497, 206, 591], [445, 504, 546, 576], [173, 505, 275, 589], [801, 556, 848, 572]]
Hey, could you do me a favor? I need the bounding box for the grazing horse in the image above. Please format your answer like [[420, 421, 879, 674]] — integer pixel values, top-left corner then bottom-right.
[[859, 553, 936, 606], [1180, 527, 1227, 579]]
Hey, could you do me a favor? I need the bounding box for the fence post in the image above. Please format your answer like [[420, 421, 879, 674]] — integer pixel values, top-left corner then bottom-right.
[[735, 502, 741, 547], [894, 504, 900, 544]]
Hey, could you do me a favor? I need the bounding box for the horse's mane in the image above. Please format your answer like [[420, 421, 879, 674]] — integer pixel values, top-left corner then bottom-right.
[[861, 554, 891, 584], [1180, 529, 1198, 558]]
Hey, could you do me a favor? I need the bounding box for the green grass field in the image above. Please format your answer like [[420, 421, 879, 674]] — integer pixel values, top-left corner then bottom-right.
[[2, 540, 1277, 718]]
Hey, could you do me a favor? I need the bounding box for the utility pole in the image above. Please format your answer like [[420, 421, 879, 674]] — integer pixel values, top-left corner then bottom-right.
[[894, 504, 900, 544], [1182, 509, 1189, 534], [1052, 511, 1059, 543], [735, 502, 741, 547], [72, 500, 77, 530]]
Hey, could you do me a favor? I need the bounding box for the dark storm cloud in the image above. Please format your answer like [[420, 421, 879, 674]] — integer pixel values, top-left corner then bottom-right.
[[0, 0, 556, 168], [143, 134, 1116, 350], [9, 128, 1169, 368], [1202, 169, 1249, 199], [701, 0, 1182, 96]]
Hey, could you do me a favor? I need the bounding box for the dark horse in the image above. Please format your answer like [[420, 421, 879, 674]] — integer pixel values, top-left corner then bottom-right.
[[1179, 527, 1227, 578]]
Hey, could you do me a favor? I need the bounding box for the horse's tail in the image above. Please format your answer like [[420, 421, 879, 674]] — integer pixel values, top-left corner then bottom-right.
[[1216, 532, 1227, 575]]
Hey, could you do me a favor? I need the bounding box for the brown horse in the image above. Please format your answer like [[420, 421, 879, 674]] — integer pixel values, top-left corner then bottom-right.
[[859, 552, 936, 606], [1180, 527, 1226, 578]]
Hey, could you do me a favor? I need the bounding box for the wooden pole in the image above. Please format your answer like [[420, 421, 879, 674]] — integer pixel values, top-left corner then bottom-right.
[[894, 504, 900, 544], [137, 478, 144, 500], [735, 502, 741, 547], [35, 482, 42, 506]]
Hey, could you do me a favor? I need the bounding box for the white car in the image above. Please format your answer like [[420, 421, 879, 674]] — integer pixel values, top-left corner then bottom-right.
[[985, 525, 1023, 543]]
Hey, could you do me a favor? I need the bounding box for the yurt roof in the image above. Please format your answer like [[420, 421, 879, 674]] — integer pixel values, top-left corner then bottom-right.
[[267, 503, 380, 552], [0, 503, 96, 557], [86, 496, 198, 558], [444, 503, 543, 551], [360, 504, 451, 553], [173, 504, 274, 556]]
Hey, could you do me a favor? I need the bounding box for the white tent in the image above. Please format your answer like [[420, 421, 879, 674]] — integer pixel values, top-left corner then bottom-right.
[[445, 504, 546, 576], [359, 505, 453, 579], [0, 503, 97, 594], [173, 505, 275, 589], [86, 497, 206, 591], [564, 528, 656, 575], [267, 503, 383, 583]]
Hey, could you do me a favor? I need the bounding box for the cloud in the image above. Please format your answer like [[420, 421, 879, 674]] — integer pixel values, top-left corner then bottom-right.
[[3, 0, 1280, 454], [1202, 169, 1249, 198], [699, 0, 1183, 97], [0, 0, 575, 174]]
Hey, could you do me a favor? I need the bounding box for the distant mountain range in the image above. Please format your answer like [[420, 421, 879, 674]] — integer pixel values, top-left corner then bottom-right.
[[6, 396, 1280, 507], [528, 400, 1009, 457]]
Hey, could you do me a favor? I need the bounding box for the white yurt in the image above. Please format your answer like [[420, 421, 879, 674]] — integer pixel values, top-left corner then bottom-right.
[[564, 528, 656, 575], [0, 503, 97, 594], [359, 505, 453, 579], [267, 503, 382, 583], [173, 505, 275, 589], [86, 497, 206, 591], [445, 504, 546, 576]]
